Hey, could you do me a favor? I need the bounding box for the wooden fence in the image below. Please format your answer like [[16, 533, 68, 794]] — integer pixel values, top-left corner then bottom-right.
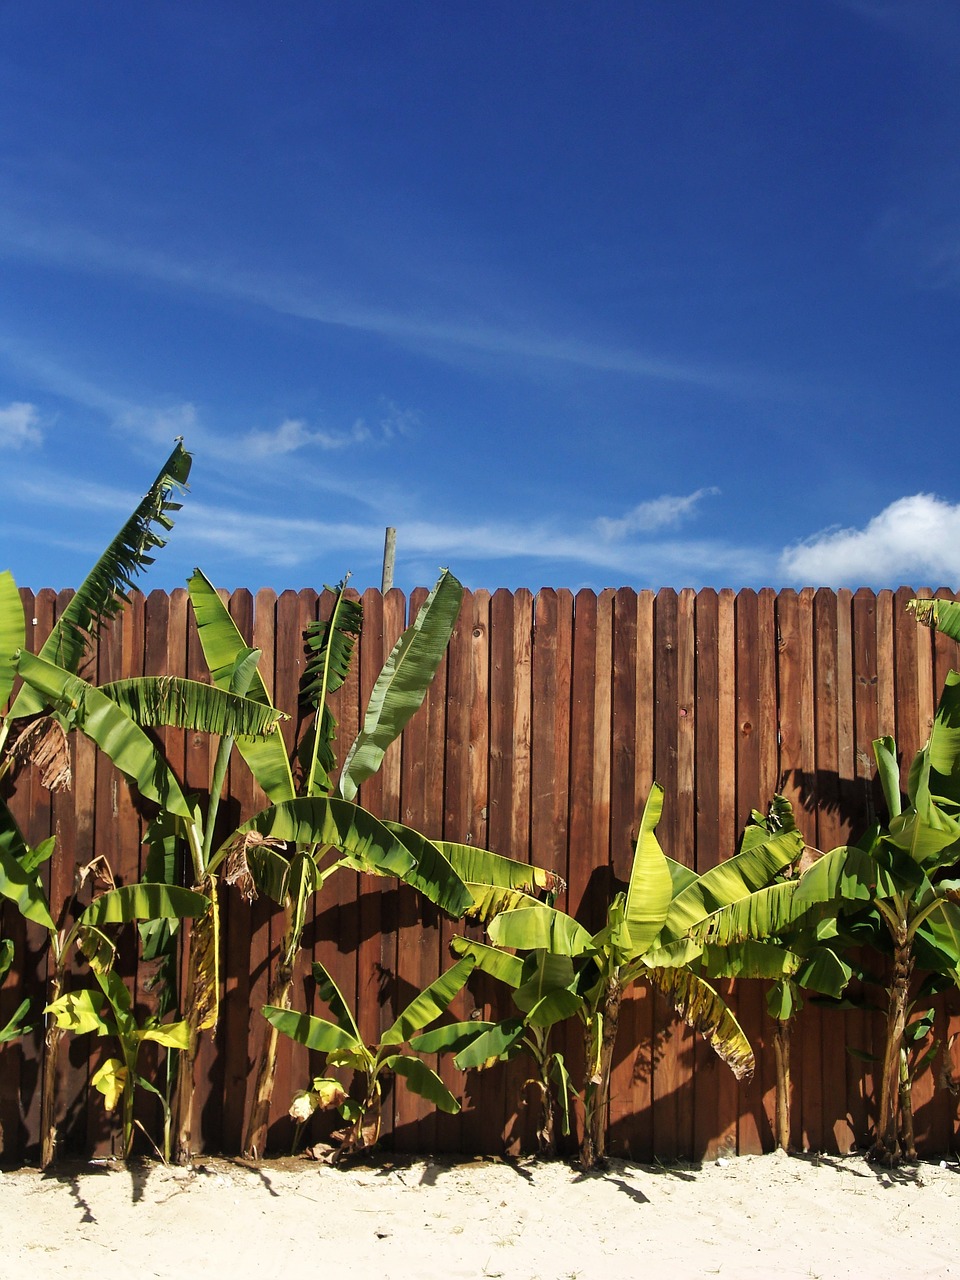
[[3, 584, 960, 1164]]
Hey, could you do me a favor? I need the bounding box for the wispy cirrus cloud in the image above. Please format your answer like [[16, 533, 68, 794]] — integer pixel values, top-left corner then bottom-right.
[[779, 493, 960, 586], [0, 400, 43, 448], [0, 209, 763, 393], [596, 487, 720, 541], [0, 334, 407, 479], [243, 417, 370, 458]]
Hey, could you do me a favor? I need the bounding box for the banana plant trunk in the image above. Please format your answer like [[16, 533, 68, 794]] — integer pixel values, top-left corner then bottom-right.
[[243, 945, 295, 1158], [580, 978, 622, 1170], [898, 1047, 917, 1161], [39, 971, 64, 1169], [773, 1016, 792, 1152], [173, 882, 218, 1165], [534, 1078, 556, 1157], [872, 937, 913, 1164]]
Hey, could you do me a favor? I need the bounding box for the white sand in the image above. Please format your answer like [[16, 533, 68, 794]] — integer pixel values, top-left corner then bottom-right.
[[2, 1150, 958, 1280]]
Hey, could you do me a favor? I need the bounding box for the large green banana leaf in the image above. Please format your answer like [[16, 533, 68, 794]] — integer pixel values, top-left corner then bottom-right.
[[262, 1004, 361, 1054], [487, 901, 594, 957], [17, 652, 194, 821], [901, 672, 960, 839], [99, 677, 284, 738], [451, 1017, 527, 1070], [80, 883, 209, 929], [384, 1054, 461, 1112], [449, 935, 524, 986], [874, 736, 903, 820], [219, 797, 415, 880], [795, 945, 852, 998], [381, 956, 475, 1046], [623, 784, 672, 957], [689, 845, 869, 946], [699, 939, 803, 982], [339, 569, 463, 802], [187, 570, 294, 802], [410, 1020, 497, 1056], [879, 716, 960, 867], [662, 818, 804, 941], [300, 583, 362, 706], [438, 840, 564, 897], [312, 960, 363, 1043], [11, 443, 191, 720], [384, 822, 473, 917], [0, 570, 24, 709], [0, 801, 55, 930]]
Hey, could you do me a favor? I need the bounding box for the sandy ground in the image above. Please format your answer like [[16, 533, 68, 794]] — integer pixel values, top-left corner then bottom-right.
[[2, 1149, 959, 1280]]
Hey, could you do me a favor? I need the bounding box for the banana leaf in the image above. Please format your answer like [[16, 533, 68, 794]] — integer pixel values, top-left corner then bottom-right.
[[312, 960, 363, 1042], [187, 570, 294, 802], [10, 442, 191, 719], [449, 936, 524, 986], [874, 736, 903, 821], [300, 582, 363, 795], [700, 939, 803, 981], [651, 967, 754, 1080], [383, 1054, 461, 1112], [80, 883, 209, 929], [0, 996, 32, 1045], [438, 841, 564, 898], [410, 1020, 496, 1055], [487, 902, 594, 957], [339, 569, 462, 802], [912, 598, 960, 643], [663, 819, 804, 940], [381, 956, 475, 1046], [0, 570, 24, 708], [383, 822, 472, 917], [214, 796, 416, 880], [453, 1017, 527, 1070], [263, 1004, 361, 1054], [99, 677, 284, 737], [16, 652, 194, 821], [0, 801, 55, 930], [623, 784, 672, 956], [45, 988, 110, 1035]]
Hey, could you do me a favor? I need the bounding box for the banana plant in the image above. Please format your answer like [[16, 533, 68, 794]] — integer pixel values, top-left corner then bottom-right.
[[859, 676, 960, 1162], [176, 568, 470, 1158], [457, 787, 806, 1168], [412, 937, 578, 1156], [263, 955, 476, 1161], [701, 671, 960, 1163], [44, 886, 205, 1161], [0, 443, 292, 1166]]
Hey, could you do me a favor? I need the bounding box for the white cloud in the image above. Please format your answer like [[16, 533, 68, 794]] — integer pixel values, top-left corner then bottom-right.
[[780, 493, 960, 586], [242, 417, 370, 458], [596, 487, 720, 541], [0, 401, 43, 448]]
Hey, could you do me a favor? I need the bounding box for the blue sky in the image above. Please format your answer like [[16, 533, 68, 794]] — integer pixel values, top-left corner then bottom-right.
[[2, 0, 960, 595]]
